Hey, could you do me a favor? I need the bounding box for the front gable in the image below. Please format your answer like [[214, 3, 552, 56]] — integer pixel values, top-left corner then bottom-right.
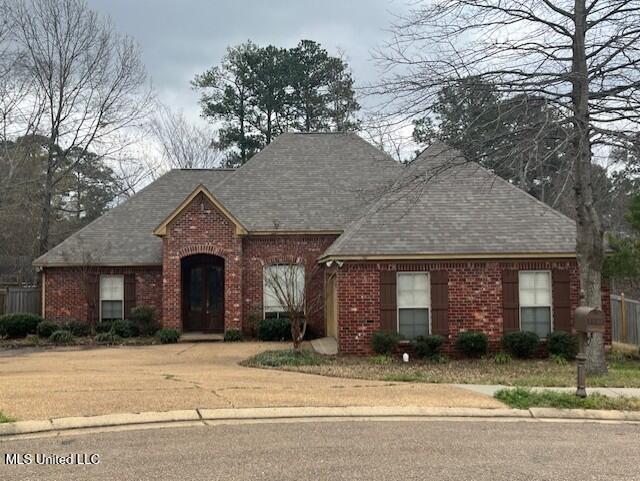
[[153, 185, 248, 237]]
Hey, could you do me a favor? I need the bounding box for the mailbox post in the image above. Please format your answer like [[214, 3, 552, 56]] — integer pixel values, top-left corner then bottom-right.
[[573, 305, 605, 398]]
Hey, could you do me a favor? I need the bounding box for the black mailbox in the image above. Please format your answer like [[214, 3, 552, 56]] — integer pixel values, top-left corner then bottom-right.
[[574, 306, 605, 334]]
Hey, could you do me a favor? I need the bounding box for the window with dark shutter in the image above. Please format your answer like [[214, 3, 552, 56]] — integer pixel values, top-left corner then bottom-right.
[[502, 270, 519, 334], [431, 270, 449, 336], [379, 271, 397, 332], [124, 274, 136, 319], [552, 269, 571, 332], [87, 273, 99, 324]]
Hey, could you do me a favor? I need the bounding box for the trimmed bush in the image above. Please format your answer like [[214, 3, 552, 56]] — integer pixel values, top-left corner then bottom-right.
[[370, 354, 394, 365], [547, 331, 579, 360], [95, 332, 122, 345], [157, 328, 180, 344], [455, 331, 488, 358], [224, 329, 243, 342], [247, 349, 326, 367], [257, 318, 291, 342], [0, 313, 42, 339], [37, 321, 58, 339], [95, 320, 113, 334], [110, 319, 138, 338], [63, 320, 91, 337], [49, 330, 74, 345], [371, 330, 403, 355], [130, 306, 159, 336], [494, 352, 512, 365], [501, 331, 540, 359], [414, 335, 444, 359]]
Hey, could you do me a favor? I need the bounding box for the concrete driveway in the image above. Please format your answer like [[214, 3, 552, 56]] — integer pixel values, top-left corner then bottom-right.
[[0, 343, 502, 421]]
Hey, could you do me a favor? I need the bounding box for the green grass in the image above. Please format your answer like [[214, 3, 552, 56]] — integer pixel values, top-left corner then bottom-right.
[[496, 387, 640, 411], [0, 412, 14, 423], [252, 349, 640, 388], [243, 349, 328, 367]]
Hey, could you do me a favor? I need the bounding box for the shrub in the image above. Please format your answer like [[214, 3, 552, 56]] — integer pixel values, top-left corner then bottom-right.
[[37, 321, 58, 339], [370, 354, 394, 365], [156, 328, 180, 344], [547, 331, 579, 360], [414, 335, 444, 359], [431, 353, 450, 364], [0, 313, 42, 339], [95, 320, 113, 334], [95, 332, 122, 345], [371, 331, 403, 355], [49, 330, 74, 345], [224, 329, 243, 342], [247, 349, 326, 367], [130, 306, 159, 336], [551, 354, 568, 366], [502, 331, 540, 359], [494, 352, 512, 365], [455, 331, 488, 358], [110, 319, 138, 338], [63, 320, 91, 337], [257, 318, 291, 341]]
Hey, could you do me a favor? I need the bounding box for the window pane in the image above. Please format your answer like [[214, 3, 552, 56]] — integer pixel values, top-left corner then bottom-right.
[[519, 271, 551, 307], [399, 308, 429, 340], [101, 300, 123, 321], [264, 264, 305, 315], [520, 272, 535, 289], [397, 273, 429, 308], [100, 275, 124, 301], [519, 288, 536, 305], [521, 306, 551, 338]]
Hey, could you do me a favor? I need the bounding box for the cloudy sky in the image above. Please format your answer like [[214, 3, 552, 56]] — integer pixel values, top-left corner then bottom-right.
[[85, 0, 411, 126]]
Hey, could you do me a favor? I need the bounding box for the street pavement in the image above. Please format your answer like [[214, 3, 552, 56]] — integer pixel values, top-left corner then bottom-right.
[[1, 419, 638, 480]]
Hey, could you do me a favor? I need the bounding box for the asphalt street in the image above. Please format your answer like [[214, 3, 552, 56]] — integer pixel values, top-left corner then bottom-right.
[[1, 419, 639, 480]]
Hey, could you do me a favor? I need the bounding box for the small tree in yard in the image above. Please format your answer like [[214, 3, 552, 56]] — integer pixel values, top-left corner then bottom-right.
[[262, 255, 323, 351]]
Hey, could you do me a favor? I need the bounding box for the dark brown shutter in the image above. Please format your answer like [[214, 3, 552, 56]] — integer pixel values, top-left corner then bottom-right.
[[379, 271, 397, 332], [87, 273, 99, 324], [124, 274, 136, 319], [502, 270, 520, 334], [552, 269, 571, 332], [431, 270, 449, 336]]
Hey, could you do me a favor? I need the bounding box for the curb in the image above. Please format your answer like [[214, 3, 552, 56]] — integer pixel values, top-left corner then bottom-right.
[[1, 406, 638, 437]]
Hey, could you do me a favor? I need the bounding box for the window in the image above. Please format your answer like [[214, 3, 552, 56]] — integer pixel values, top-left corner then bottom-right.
[[397, 272, 430, 340], [100, 275, 124, 321], [519, 271, 552, 337], [263, 264, 304, 319]]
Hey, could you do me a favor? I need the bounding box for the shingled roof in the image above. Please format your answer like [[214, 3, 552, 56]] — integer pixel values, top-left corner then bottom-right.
[[34, 133, 399, 266], [321, 142, 577, 260], [34, 134, 577, 267]]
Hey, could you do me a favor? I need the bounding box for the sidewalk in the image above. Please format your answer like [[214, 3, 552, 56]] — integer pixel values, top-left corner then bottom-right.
[[455, 384, 640, 398]]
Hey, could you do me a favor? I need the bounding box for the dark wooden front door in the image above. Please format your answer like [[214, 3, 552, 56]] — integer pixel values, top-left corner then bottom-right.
[[182, 255, 224, 332]]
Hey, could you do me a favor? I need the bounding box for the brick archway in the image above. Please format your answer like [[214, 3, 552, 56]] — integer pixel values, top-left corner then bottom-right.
[[177, 244, 229, 260]]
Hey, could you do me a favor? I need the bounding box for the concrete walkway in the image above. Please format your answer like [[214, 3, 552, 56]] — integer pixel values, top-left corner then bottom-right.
[[0, 343, 501, 421], [456, 384, 640, 398]]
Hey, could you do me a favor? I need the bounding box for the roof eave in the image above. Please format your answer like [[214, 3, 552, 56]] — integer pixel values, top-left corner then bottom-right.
[[317, 251, 578, 263]]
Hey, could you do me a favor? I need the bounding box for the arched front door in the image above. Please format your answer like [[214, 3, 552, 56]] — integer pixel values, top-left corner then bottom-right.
[[181, 254, 224, 332]]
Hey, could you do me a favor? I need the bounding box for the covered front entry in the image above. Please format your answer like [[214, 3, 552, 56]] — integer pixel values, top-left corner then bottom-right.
[[181, 254, 225, 332]]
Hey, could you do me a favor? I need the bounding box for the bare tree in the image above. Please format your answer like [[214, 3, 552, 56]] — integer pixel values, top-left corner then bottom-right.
[[262, 254, 324, 351], [149, 102, 222, 170], [372, 0, 640, 374], [360, 113, 416, 162], [7, 0, 152, 256]]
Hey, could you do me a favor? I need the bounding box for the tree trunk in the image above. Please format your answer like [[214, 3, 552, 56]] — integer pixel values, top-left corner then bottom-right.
[[572, 0, 607, 375], [37, 167, 54, 256]]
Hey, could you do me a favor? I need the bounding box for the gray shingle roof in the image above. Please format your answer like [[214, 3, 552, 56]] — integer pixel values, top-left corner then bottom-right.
[[33, 169, 234, 266], [321, 142, 576, 258], [35, 135, 577, 267]]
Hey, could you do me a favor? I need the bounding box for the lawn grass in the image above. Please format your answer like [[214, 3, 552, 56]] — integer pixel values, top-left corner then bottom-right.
[[0, 412, 14, 423], [495, 387, 640, 411], [242, 349, 328, 367], [246, 349, 640, 388]]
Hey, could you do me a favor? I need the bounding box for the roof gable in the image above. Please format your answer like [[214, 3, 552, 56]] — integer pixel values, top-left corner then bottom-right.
[[153, 184, 248, 236]]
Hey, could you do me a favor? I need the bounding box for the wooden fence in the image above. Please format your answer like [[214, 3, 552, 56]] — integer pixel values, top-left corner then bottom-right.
[[611, 294, 640, 347], [0, 287, 41, 316]]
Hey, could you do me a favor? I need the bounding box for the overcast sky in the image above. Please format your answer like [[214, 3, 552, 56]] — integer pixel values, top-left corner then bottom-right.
[[85, 0, 411, 126]]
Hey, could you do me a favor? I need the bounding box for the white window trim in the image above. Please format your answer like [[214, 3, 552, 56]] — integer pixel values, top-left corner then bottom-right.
[[262, 264, 305, 320], [99, 275, 125, 321], [518, 270, 553, 336], [396, 271, 432, 336]]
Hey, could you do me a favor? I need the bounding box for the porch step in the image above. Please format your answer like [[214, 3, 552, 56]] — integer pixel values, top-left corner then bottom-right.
[[180, 332, 224, 343]]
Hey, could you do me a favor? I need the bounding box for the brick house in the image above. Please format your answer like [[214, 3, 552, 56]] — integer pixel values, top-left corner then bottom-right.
[[34, 133, 611, 354]]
